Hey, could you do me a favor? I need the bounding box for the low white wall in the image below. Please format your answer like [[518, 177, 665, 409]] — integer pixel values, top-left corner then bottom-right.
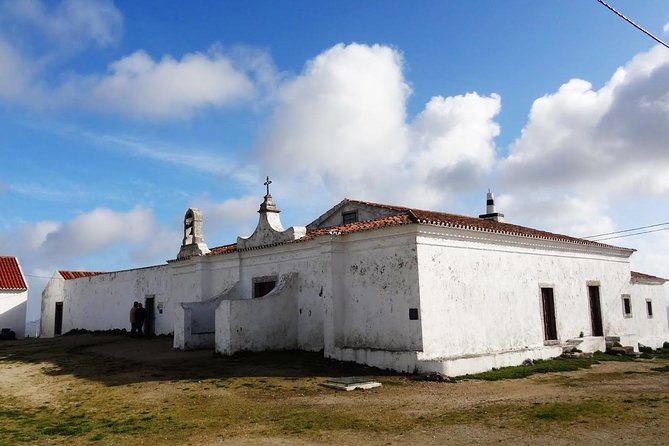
[[175, 282, 241, 350], [0, 290, 27, 338], [215, 273, 298, 354]]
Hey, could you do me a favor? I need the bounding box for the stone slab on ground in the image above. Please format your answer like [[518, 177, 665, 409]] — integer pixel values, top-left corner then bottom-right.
[[321, 376, 382, 391]]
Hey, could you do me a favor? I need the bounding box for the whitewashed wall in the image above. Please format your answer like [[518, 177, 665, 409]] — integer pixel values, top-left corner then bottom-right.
[[41, 266, 174, 336], [41, 272, 65, 337], [0, 289, 27, 338], [629, 282, 669, 348], [416, 228, 634, 363], [334, 228, 421, 351], [216, 273, 298, 354]]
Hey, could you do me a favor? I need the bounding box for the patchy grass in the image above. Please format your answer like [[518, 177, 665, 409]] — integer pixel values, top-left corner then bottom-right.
[[460, 357, 596, 381], [1, 334, 669, 445], [0, 402, 180, 445], [459, 351, 650, 381]]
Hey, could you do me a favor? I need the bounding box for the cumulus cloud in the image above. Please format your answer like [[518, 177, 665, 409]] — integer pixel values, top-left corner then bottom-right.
[[496, 193, 616, 238], [259, 43, 500, 210], [40, 206, 155, 260], [0, 38, 40, 101], [0, 0, 123, 53], [0, 206, 157, 273], [192, 195, 260, 240], [72, 49, 257, 119], [0, 0, 271, 119], [501, 45, 669, 197]]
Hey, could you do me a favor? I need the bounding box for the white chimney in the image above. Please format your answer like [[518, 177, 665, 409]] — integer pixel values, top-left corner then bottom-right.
[[479, 189, 505, 223]]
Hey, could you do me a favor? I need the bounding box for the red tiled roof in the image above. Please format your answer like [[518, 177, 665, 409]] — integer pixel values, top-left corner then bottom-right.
[[340, 200, 631, 251], [205, 199, 633, 257], [631, 271, 667, 283], [208, 243, 238, 255], [0, 256, 27, 290], [59, 271, 105, 280]]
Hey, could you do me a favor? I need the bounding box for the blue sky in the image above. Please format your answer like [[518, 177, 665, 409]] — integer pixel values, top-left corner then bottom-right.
[[1, 0, 669, 323]]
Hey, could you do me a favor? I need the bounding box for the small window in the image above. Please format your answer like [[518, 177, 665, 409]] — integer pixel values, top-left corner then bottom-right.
[[622, 295, 632, 318], [409, 308, 419, 320], [646, 299, 653, 318], [253, 278, 276, 298], [342, 210, 358, 225]]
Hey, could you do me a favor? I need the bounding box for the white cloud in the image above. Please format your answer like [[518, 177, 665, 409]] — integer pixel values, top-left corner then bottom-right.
[[0, 205, 173, 322], [75, 49, 257, 119], [0, 38, 39, 101], [40, 206, 155, 260], [501, 45, 669, 197], [192, 195, 260, 240], [0, 0, 271, 120], [259, 43, 500, 210], [0, 0, 123, 52], [496, 193, 616, 238]]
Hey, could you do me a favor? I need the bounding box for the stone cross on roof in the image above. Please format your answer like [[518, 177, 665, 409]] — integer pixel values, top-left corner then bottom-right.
[[264, 176, 272, 196]]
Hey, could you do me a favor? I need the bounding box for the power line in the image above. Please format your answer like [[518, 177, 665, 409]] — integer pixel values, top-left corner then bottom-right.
[[585, 221, 669, 239], [590, 227, 669, 242], [595, 0, 669, 50], [24, 274, 54, 279]]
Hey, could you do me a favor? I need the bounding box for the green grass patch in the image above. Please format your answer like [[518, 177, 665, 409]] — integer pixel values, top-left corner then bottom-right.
[[458, 350, 656, 381], [0, 404, 179, 445], [460, 357, 596, 381]]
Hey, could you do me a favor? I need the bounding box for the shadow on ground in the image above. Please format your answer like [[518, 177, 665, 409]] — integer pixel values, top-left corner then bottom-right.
[[0, 333, 396, 386]]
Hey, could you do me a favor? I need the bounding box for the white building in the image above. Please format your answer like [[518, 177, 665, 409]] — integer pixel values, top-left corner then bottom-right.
[[0, 256, 28, 339], [40, 191, 669, 376]]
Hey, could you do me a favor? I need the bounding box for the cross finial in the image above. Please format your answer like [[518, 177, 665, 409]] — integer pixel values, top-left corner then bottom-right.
[[264, 176, 272, 196]]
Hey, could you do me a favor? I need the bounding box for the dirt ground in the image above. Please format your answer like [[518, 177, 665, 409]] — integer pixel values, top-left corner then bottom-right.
[[1, 334, 668, 445]]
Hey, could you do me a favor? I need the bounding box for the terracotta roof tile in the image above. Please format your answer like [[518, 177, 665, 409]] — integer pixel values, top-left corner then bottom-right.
[[59, 271, 105, 280], [206, 199, 633, 257], [343, 199, 630, 251], [0, 256, 27, 290], [631, 271, 667, 283], [208, 243, 238, 255]]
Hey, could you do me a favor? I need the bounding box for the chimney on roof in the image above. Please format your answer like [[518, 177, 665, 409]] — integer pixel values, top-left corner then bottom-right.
[[479, 189, 505, 223]]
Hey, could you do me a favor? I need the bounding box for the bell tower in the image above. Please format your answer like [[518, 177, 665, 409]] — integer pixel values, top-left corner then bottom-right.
[[177, 208, 210, 259]]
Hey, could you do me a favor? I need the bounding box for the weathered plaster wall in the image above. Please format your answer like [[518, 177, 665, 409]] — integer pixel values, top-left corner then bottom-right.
[[0, 290, 27, 338], [216, 273, 298, 354], [174, 282, 241, 350], [40, 272, 65, 337], [416, 228, 634, 360], [334, 228, 421, 352], [308, 202, 399, 229], [42, 266, 174, 336], [628, 282, 669, 348], [170, 256, 239, 306], [235, 243, 328, 351]]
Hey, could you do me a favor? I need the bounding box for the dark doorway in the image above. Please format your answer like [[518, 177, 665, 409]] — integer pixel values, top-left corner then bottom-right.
[[588, 285, 604, 336], [54, 302, 63, 336], [541, 288, 557, 341], [144, 296, 155, 337]]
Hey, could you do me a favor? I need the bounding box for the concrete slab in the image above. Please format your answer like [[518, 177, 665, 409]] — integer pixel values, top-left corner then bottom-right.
[[321, 377, 382, 391]]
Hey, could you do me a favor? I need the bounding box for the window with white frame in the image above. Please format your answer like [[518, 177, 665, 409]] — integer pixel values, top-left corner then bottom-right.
[[646, 299, 653, 318], [621, 295, 632, 318]]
